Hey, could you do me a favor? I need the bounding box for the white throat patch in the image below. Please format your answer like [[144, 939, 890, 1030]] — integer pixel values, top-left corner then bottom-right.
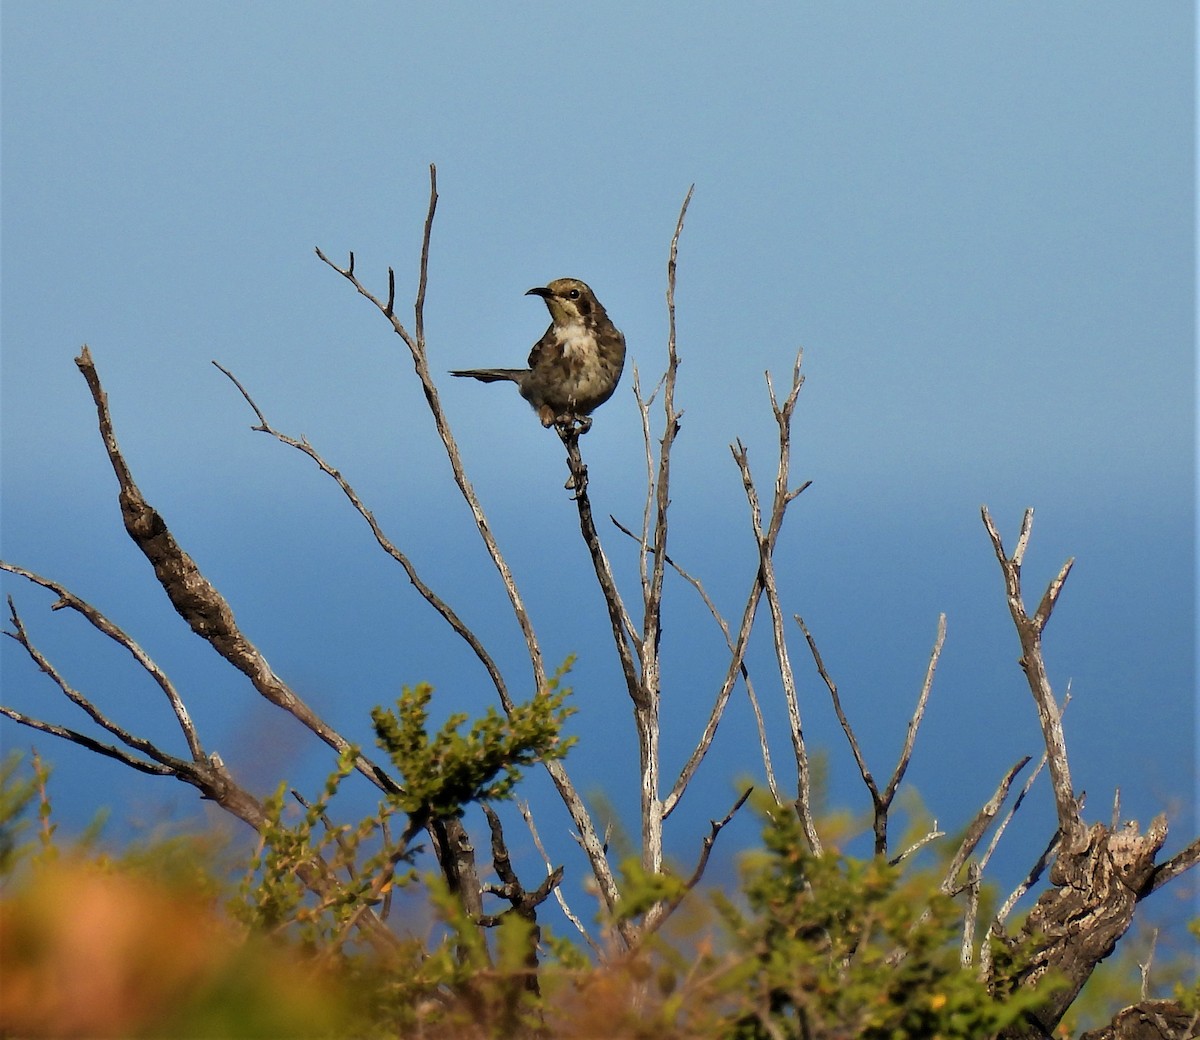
[[556, 325, 598, 360]]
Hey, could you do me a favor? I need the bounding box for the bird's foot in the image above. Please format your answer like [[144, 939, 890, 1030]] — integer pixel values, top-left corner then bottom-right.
[[554, 414, 592, 435]]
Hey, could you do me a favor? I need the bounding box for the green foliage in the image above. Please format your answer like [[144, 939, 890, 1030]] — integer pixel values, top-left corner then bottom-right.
[[614, 856, 689, 923], [233, 745, 412, 946], [4, 716, 1195, 1038], [696, 800, 1058, 1040], [0, 750, 40, 876], [372, 668, 575, 819]]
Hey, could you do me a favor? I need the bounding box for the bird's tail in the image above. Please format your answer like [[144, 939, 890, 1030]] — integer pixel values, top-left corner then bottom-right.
[[449, 368, 527, 384]]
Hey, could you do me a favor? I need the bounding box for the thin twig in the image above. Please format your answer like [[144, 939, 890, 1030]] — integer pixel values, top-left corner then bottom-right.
[[4, 599, 188, 769], [940, 756, 1033, 895], [316, 166, 619, 926], [733, 434, 820, 855], [646, 785, 754, 935], [610, 514, 781, 806], [888, 825, 945, 867], [0, 706, 177, 777], [981, 506, 1079, 842], [0, 565, 202, 760], [518, 799, 599, 954], [212, 361, 513, 713], [666, 350, 808, 819]]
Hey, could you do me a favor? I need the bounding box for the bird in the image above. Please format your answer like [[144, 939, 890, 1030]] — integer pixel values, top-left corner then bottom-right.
[[451, 278, 625, 430]]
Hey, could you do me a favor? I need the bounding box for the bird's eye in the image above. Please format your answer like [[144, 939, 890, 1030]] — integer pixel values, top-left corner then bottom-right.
[[568, 288, 581, 300]]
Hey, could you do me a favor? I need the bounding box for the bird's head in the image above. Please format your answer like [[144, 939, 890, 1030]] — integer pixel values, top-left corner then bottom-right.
[[527, 278, 602, 327]]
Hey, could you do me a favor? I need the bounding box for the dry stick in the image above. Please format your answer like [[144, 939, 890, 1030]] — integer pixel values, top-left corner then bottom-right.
[[2, 595, 402, 955], [798, 611, 946, 858], [888, 827, 945, 867], [315, 164, 620, 925], [960, 863, 983, 969], [4, 598, 190, 769], [476, 804, 564, 930], [940, 755, 1033, 896], [212, 362, 511, 711], [558, 430, 641, 701], [559, 429, 655, 885], [610, 514, 782, 806], [1141, 835, 1200, 897], [73, 345, 401, 799], [1, 570, 202, 761], [732, 425, 821, 855], [974, 692, 1073, 886], [981, 506, 1080, 844], [646, 784, 754, 936], [635, 186, 690, 878], [1138, 929, 1158, 1001], [882, 613, 946, 806], [631, 365, 665, 604], [0, 705, 177, 778], [666, 352, 808, 819], [518, 798, 600, 955]]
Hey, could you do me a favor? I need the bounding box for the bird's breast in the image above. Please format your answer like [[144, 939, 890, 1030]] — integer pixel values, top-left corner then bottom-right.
[[555, 325, 599, 360]]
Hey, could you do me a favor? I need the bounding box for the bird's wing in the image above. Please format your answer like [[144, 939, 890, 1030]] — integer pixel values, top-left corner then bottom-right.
[[526, 327, 563, 369]]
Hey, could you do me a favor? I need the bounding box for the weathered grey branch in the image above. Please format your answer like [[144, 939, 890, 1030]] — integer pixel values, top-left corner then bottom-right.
[[647, 784, 754, 936], [74, 344, 401, 799], [0, 705, 177, 778], [941, 755, 1033, 895], [518, 798, 600, 955], [666, 351, 808, 821], [610, 512, 781, 807], [733, 434, 820, 856], [1, 574, 201, 761], [212, 360, 513, 715], [317, 164, 620, 931], [981, 506, 1079, 842]]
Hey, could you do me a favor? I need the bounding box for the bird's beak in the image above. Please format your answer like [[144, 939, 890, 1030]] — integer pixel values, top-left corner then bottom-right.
[[525, 286, 553, 299]]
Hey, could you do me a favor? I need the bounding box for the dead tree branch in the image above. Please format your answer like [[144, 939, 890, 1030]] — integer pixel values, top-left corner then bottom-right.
[[316, 164, 620, 931], [981, 506, 1079, 843], [1, 571, 201, 761], [666, 352, 809, 822], [0, 580, 402, 955], [212, 360, 512, 714], [981, 508, 1197, 1039], [610, 512, 781, 807]]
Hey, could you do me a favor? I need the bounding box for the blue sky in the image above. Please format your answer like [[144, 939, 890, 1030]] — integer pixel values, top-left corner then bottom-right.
[[2, 4, 1195, 951]]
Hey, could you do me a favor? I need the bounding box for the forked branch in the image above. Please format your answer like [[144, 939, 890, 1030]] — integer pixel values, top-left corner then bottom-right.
[[981, 506, 1079, 843]]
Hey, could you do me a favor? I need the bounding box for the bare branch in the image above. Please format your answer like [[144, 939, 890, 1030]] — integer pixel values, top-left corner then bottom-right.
[[996, 828, 1061, 929], [518, 799, 599, 954], [981, 506, 1080, 842], [961, 863, 982, 968], [1142, 835, 1200, 897], [1, 564, 202, 760], [316, 168, 619, 927], [796, 613, 878, 801], [212, 360, 513, 714], [646, 785, 754, 935], [882, 612, 945, 805], [4, 598, 189, 769], [666, 350, 807, 819], [478, 803, 564, 930], [557, 429, 641, 705], [888, 825, 945, 867], [941, 755, 1033, 895], [0, 706, 177, 777], [1139, 929, 1158, 1001], [734, 440, 820, 855], [610, 514, 781, 806], [73, 345, 400, 799]]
